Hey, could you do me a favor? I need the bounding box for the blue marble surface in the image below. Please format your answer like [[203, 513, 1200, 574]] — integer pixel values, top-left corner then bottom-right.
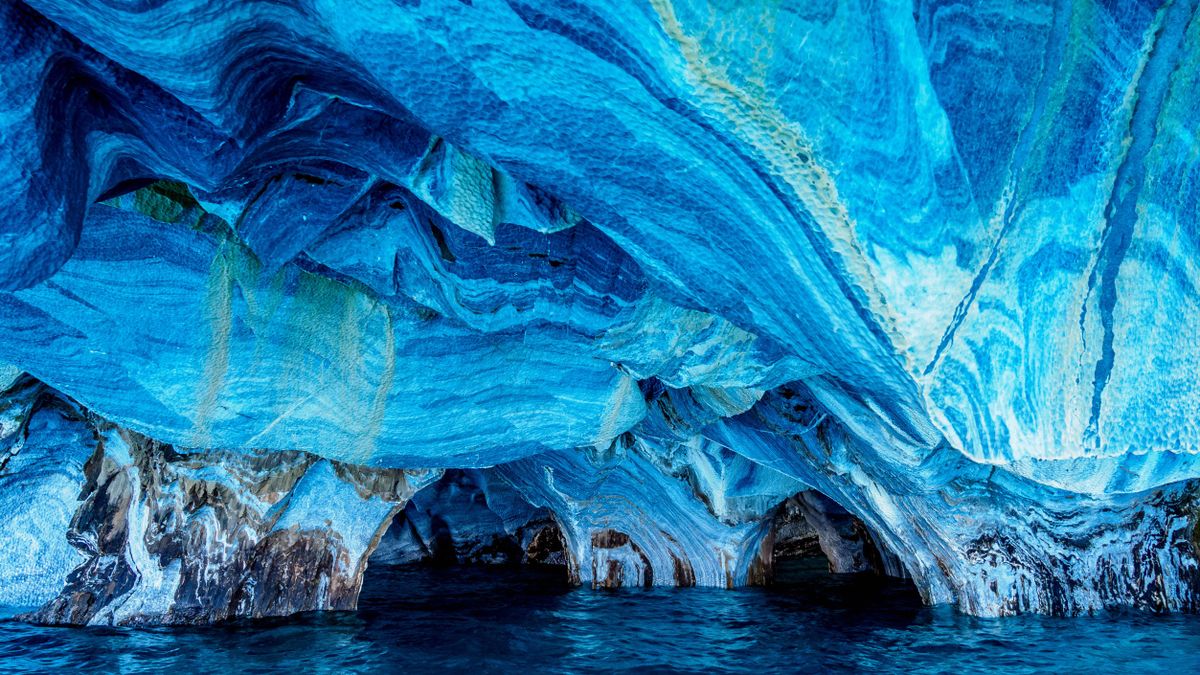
[[0, 0, 1198, 620]]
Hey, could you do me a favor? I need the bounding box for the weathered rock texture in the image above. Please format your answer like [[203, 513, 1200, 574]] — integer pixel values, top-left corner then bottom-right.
[[0, 378, 93, 608], [2, 380, 439, 626], [0, 0, 1199, 619]]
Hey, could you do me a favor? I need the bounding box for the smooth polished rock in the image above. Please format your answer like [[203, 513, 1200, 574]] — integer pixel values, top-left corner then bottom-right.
[[0, 0, 1198, 619]]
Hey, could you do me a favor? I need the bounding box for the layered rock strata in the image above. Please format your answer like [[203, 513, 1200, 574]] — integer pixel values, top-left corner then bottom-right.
[[0, 0, 1198, 620]]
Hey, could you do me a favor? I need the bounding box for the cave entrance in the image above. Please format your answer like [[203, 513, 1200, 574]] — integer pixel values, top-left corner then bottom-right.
[[768, 490, 905, 577], [362, 470, 574, 599], [764, 490, 920, 607], [360, 474, 918, 604]]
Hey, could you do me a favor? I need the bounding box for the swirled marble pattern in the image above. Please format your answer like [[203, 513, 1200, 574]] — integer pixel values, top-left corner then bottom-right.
[[0, 0, 1198, 619]]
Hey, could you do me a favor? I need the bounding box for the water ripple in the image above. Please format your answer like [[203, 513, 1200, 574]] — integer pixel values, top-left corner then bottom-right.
[[1, 561, 1198, 673]]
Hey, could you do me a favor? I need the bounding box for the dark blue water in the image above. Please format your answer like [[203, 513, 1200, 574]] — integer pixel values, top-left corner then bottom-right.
[[2, 560, 1198, 673]]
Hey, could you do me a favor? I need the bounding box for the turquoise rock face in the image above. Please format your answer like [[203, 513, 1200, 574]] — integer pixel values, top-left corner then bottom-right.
[[0, 0, 1198, 621]]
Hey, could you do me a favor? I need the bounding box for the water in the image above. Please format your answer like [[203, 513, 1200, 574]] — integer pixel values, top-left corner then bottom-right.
[[1, 560, 1198, 673]]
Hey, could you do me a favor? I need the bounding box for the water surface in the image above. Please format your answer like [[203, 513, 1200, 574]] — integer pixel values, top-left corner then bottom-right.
[[2, 560, 1197, 673]]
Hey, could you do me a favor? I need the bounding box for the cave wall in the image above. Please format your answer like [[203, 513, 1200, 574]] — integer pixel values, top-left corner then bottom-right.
[[0, 0, 1198, 620], [0, 380, 440, 626], [0, 375, 1196, 622], [0, 378, 93, 608]]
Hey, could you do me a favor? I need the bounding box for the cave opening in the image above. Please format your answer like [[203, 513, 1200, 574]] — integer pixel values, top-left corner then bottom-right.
[[764, 490, 921, 609], [363, 470, 576, 594], [360, 470, 920, 608], [767, 490, 907, 578]]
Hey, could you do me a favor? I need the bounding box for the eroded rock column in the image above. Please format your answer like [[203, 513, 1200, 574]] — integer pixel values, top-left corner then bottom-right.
[[494, 435, 800, 589]]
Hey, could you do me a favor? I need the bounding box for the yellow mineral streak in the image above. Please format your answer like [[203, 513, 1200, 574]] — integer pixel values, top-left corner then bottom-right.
[[354, 302, 396, 463], [192, 243, 234, 446], [648, 0, 898, 355]]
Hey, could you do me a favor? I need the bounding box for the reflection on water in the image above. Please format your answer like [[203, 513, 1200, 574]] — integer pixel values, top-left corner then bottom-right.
[[2, 559, 1198, 673]]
